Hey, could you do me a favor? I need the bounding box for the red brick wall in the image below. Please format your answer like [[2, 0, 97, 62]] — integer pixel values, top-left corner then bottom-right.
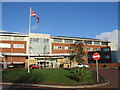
[[88, 63, 120, 67], [0, 40, 26, 53], [0, 56, 26, 64], [52, 43, 74, 54], [7, 56, 26, 64], [52, 43, 110, 54]]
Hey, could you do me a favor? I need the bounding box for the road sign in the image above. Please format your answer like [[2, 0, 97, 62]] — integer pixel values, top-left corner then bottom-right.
[[93, 53, 100, 60], [93, 52, 100, 82]]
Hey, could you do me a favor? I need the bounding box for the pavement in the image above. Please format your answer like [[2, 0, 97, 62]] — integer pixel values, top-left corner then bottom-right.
[[96, 67, 119, 88]]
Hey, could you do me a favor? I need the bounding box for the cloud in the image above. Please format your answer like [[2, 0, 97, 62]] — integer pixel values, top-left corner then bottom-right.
[[32, 24, 39, 31], [96, 30, 118, 45]]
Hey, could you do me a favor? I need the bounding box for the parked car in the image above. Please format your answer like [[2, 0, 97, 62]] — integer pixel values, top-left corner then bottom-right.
[[30, 64, 42, 69], [8, 65, 14, 68], [74, 64, 89, 68]]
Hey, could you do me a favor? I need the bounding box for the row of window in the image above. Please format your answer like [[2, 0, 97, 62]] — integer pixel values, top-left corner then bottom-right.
[[0, 36, 25, 41], [82, 47, 110, 51], [0, 43, 24, 48], [87, 55, 110, 59], [53, 46, 110, 52], [30, 38, 49, 43], [53, 39, 108, 45], [54, 46, 73, 50]]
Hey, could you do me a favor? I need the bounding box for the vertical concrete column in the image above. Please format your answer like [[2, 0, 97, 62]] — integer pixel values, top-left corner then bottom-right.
[[62, 39, 64, 43], [3, 56, 7, 69], [73, 40, 76, 43], [92, 40, 94, 45], [49, 39, 52, 54]]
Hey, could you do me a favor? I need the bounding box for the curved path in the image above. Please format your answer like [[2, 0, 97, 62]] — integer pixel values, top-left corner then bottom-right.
[[97, 67, 119, 88]]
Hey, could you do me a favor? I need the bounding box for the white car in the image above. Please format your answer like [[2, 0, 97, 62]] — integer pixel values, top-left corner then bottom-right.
[[74, 64, 89, 68]]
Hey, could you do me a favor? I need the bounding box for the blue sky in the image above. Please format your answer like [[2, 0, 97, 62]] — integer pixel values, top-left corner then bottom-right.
[[2, 2, 118, 38]]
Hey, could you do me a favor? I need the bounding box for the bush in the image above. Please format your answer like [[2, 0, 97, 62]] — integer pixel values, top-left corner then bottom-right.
[[69, 68, 92, 82]]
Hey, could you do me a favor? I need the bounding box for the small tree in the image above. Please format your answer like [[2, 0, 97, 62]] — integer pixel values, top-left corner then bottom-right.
[[69, 41, 87, 82], [73, 41, 85, 64]]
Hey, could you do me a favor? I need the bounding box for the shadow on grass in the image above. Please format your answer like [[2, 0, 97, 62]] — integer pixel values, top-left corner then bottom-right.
[[65, 70, 81, 82], [2, 69, 46, 90], [65, 74, 81, 82]]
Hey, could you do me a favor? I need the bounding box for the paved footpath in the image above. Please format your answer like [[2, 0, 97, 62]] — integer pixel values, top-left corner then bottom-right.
[[97, 67, 119, 88]]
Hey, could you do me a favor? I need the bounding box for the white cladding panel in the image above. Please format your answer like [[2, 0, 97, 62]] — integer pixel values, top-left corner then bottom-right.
[[0, 43, 11, 48]]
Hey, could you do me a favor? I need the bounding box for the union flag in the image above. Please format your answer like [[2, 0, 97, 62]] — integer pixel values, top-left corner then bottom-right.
[[31, 8, 40, 22]]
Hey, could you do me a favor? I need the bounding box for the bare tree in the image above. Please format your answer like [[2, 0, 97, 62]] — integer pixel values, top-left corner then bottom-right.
[[69, 41, 85, 65]]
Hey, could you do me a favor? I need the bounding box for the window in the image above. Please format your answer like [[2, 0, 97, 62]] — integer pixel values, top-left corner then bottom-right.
[[33, 38, 36, 42], [102, 42, 108, 46], [0, 43, 11, 48], [64, 39, 73, 43], [85, 41, 92, 45], [54, 46, 63, 50], [94, 48, 101, 51], [65, 46, 73, 50], [65, 47, 68, 50], [13, 44, 24, 48], [86, 47, 93, 51], [75, 40, 83, 43], [104, 55, 110, 59], [103, 48, 110, 52], [1, 36, 11, 40], [53, 39, 62, 43], [94, 41, 100, 45], [44, 39, 49, 42], [87, 54, 92, 58]]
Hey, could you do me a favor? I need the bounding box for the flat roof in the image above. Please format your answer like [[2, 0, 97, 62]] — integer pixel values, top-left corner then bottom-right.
[[51, 36, 110, 42]]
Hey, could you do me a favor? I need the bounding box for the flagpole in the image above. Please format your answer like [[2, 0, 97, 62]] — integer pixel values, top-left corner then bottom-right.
[[27, 7, 31, 73]]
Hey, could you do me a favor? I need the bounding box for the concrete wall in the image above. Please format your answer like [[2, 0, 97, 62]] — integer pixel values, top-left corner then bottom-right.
[[25, 59, 37, 68]]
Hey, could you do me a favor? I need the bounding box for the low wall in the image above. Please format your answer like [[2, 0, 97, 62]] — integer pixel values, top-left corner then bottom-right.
[[88, 63, 120, 67]]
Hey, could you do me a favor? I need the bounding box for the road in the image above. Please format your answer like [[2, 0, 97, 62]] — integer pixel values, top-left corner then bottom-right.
[[98, 67, 119, 88]]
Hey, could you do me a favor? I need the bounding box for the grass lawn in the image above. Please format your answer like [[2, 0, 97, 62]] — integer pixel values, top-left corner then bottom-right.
[[2, 69, 93, 85]]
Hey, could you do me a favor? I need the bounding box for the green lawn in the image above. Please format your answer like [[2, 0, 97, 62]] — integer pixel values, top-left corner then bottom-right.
[[2, 69, 93, 85]]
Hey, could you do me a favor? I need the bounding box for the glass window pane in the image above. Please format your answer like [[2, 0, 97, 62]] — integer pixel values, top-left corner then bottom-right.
[[102, 42, 108, 45], [94, 48, 101, 51], [94, 41, 100, 45], [64, 39, 73, 43], [103, 48, 110, 52], [85, 41, 92, 45], [53, 39, 62, 43], [104, 55, 110, 59], [86, 47, 93, 51]]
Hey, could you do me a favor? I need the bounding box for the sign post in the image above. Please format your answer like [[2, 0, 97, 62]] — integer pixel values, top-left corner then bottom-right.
[[93, 52, 100, 82]]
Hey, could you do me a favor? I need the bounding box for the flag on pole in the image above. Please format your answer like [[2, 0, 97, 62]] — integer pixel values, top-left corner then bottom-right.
[[31, 8, 40, 22]]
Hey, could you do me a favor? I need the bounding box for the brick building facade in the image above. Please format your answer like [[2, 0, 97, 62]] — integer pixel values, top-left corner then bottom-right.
[[0, 32, 112, 68], [51, 36, 111, 64], [0, 32, 28, 68]]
